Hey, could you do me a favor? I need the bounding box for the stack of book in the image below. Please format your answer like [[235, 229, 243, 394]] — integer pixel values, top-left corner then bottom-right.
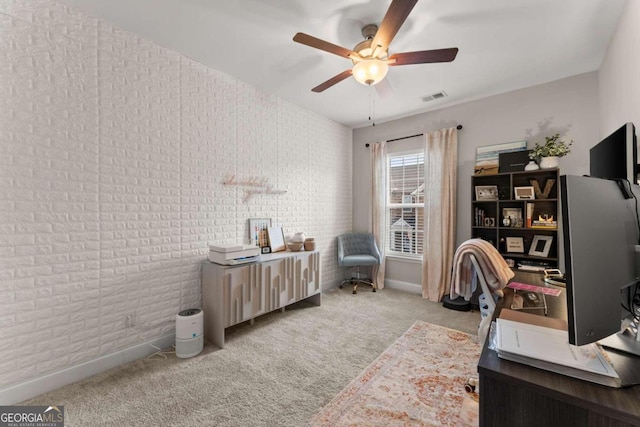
[[517, 260, 552, 272], [530, 219, 557, 229], [474, 207, 486, 227]]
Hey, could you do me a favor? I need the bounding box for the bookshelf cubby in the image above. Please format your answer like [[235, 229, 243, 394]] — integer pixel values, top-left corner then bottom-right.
[[471, 168, 560, 271]]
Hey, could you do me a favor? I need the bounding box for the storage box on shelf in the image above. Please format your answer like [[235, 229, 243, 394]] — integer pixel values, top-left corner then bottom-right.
[[471, 168, 559, 271]]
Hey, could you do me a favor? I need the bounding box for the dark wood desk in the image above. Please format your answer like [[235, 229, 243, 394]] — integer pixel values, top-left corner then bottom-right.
[[478, 272, 640, 427]]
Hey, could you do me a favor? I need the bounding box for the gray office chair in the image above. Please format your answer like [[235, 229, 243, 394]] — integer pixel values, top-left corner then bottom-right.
[[337, 233, 382, 294]]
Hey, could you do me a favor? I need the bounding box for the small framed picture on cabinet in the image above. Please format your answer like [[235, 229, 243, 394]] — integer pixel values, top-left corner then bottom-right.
[[514, 186, 535, 200], [529, 235, 553, 257], [505, 237, 525, 253], [475, 185, 499, 201]]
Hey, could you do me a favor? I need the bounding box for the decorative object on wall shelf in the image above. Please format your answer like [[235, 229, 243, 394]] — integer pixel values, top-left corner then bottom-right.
[[524, 160, 540, 171], [530, 178, 556, 199], [291, 232, 306, 243], [287, 241, 304, 252], [539, 156, 558, 169], [304, 238, 316, 251], [529, 133, 573, 169], [223, 174, 286, 203], [483, 217, 495, 227]]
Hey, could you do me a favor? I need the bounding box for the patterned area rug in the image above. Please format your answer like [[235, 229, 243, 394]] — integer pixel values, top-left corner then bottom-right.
[[309, 321, 481, 426]]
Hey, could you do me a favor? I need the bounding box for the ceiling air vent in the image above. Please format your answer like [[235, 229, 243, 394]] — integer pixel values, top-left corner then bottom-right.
[[421, 91, 448, 102]]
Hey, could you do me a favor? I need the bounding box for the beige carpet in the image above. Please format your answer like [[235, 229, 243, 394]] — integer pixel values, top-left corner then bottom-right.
[[309, 321, 481, 426], [22, 287, 480, 426]]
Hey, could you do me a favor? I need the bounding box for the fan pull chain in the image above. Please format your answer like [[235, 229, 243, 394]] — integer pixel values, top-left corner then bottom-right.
[[368, 86, 376, 126]]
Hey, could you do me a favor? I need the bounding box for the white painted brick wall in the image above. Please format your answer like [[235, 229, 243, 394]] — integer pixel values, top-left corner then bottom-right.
[[0, 0, 352, 389]]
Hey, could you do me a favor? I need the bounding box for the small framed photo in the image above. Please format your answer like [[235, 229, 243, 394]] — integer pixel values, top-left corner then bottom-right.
[[529, 235, 553, 257], [267, 226, 286, 252], [502, 207, 522, 220], [475, 185, 499, 201], [514, 186, 535, 200], [505, 237, 525, 253]]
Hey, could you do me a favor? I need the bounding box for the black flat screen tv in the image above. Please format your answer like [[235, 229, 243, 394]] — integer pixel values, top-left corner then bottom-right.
[[590, 122, 638, 184]]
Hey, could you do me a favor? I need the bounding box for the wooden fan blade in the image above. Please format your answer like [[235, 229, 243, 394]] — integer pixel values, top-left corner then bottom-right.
[[293, 33, 355, 59], [389, 48, 459, 65], [371, 0, 418, 56], [312, 69, 353, 93]]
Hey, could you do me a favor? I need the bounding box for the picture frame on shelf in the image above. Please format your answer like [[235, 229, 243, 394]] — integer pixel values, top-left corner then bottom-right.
[[529, 235, 553, 257], [514, 186, 535, 200], [475, 185, 499, 201], [248, 218, 271, 247], [502, 207, 522, 221], [505, 237, 525, 253], [475, 140, 527, 175], [267, 226, 286, 252]]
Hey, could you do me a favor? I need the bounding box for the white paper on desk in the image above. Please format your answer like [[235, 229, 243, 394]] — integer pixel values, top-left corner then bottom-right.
[[496, 318, 619, 378]]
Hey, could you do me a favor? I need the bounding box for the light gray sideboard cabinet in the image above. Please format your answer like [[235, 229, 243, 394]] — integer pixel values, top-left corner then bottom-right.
[[201, 251, 321, 348]]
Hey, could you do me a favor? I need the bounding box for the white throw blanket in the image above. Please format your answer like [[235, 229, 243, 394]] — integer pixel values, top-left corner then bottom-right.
[[449, 238, 514, 301]]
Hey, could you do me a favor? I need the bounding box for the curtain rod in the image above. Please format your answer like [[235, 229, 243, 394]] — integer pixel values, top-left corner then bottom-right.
[[365, 124, 462, 147]]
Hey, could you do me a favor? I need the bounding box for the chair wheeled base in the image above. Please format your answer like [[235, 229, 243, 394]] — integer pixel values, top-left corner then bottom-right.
[[339, 277, 377, 294]]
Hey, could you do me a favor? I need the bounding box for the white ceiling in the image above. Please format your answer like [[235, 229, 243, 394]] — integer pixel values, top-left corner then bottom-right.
[[59, 0, 626, 129]]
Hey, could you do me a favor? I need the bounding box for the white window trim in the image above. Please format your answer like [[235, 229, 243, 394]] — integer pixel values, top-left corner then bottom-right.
[[385, 149, 424, 260]]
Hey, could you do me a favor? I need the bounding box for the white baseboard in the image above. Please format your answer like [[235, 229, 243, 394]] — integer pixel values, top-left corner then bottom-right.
[[384, 279, 422, 295], [0, 334, 175, 405]]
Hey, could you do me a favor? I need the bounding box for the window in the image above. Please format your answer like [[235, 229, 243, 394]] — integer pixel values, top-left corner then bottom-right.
[[387, 151, 424, 258]]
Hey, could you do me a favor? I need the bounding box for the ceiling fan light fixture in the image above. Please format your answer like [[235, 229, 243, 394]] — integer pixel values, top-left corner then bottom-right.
[[352, 59, 389, 86]]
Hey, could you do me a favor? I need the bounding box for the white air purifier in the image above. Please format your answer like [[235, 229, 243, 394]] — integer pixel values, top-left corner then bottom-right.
[[175, 308, 204, 358]]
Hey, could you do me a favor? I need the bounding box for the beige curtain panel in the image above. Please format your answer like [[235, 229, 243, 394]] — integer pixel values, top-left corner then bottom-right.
[[422, 128, 458, 300], [371, 141, 387, 289]]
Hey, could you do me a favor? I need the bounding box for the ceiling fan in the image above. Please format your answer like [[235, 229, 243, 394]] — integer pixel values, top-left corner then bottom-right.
[[293, 0, 458, 93]]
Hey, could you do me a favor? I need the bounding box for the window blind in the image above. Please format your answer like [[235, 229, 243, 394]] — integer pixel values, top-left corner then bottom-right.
[[387, 152, 424, 257]]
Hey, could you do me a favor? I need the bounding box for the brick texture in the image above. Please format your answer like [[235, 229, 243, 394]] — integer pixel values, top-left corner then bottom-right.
[[0, 0, 352, 388]]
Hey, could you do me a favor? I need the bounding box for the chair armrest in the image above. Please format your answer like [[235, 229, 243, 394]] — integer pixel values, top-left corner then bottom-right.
[[368, 237, 382, 263]]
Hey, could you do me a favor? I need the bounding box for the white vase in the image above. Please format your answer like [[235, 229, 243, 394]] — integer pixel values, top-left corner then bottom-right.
[[539, 156, 559, 169], [524, 160, 540, 171]]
